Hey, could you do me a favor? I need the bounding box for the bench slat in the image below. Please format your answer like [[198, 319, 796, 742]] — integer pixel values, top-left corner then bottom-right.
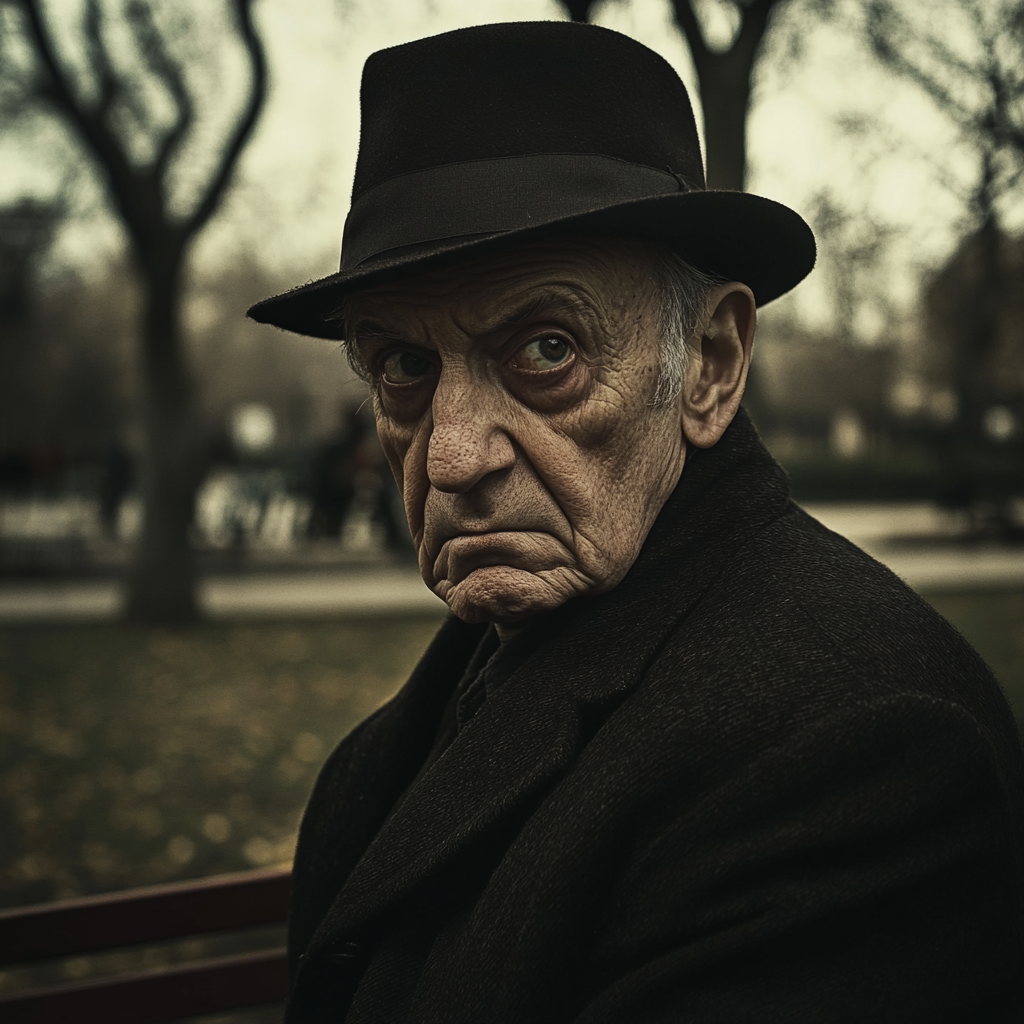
[[0, 867, 290, 966], [0, 947, 288, 1024]]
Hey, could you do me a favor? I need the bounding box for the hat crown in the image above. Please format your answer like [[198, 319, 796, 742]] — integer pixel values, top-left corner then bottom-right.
[[247, 21, 815, 339], [353, 21, 705, 201]]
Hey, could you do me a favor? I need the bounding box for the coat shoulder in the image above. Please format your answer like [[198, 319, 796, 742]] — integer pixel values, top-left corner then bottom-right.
[[636, 503, 1021, 782], [671, 503, 999, 702]]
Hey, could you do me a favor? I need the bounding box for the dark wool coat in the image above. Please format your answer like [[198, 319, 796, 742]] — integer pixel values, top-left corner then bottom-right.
[[286, 411, 1024, 1024]]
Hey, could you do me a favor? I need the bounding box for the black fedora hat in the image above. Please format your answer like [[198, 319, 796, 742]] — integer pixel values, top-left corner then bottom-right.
[[248, 21, 815, 339]]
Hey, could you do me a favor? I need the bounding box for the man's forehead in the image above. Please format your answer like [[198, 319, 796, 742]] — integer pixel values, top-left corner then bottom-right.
[[346, 235, 658, 336], [349, 286, 592, 343]]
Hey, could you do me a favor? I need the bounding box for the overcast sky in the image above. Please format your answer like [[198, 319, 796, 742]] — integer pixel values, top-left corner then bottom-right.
[[0, 0, 1002, 340]]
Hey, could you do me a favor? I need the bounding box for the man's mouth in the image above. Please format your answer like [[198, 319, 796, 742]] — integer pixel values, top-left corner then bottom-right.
[[433, 531, 562, 587]]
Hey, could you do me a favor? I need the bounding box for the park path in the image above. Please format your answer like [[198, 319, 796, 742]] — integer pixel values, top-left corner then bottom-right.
[[0, 566, 445, 623], [0, 503, 1022, 623]]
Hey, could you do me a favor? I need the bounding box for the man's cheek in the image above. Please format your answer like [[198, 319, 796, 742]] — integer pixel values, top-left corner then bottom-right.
[[378, 443, 405, 493], [372, 423, 421, 537], [375, 416, 415, 475], [552, 382, 632, 452]]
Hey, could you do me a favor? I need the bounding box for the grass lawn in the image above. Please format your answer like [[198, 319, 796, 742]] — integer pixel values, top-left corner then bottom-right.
[[0, 591, 1021, 914], [0, 616, 442, 911]]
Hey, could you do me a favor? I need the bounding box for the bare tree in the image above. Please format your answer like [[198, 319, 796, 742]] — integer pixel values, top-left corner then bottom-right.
[[3, 0, 267, 621], [863, 0, 1024, 519], [554, 0, 799, 427], [557, 0, 791, 190], [668, 0, 789, 190], [561, 0, 598, 20]]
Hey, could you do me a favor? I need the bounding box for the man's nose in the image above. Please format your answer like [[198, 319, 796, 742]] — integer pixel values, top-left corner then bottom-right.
[[426, 374, 515, 493]]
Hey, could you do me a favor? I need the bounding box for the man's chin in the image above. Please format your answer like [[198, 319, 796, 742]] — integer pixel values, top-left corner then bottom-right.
[[434, 564, 585, 625]]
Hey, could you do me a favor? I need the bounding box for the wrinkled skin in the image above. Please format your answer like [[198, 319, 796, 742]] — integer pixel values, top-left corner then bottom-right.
[[347, 237, 755, 635]]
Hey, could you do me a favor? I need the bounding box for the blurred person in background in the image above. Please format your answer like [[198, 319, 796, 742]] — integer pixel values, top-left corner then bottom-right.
[[250, 23, 1024, 1024], [307, 405, 366, 541], [98, 439, 133, 538]]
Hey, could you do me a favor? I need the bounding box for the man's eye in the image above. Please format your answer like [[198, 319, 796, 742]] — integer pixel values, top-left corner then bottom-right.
[[381, 350, 436, 384], [514, 336, 572, 371]]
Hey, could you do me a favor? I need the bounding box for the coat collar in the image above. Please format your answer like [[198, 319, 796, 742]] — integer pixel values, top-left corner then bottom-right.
[[303, 409, 792, 952]]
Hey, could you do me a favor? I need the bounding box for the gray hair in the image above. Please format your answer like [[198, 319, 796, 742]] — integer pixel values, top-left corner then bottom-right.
[[647, 245, 726, 407]]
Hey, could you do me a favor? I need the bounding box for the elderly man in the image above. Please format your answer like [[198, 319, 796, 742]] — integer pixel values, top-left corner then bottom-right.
[[250, 22, 1024, 1024]]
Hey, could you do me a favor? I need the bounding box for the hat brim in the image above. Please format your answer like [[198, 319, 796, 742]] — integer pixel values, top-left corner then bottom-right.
[[246, 189, 815, 340]]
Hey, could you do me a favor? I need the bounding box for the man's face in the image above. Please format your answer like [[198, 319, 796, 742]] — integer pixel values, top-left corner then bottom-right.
[[347, 237, 690, 628]]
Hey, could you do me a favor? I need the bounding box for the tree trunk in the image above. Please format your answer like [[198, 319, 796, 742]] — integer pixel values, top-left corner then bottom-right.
[[935, 210, 1002, 521], [19, 0, 267, 624], [697, 55, 752, 191], [671, 0, 781, 193], [964, 215, 1001, 444], [124, 243, 201, 623], [667, 1, 780, 423]]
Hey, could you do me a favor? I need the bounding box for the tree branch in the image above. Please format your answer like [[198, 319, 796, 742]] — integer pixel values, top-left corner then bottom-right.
[[866, 0, 1024, 167], [0, 1, 36, 120], [865, 1, 976, 129], [862, 0, 1024, 234], [556, 0, 599, 22], [669, 0, 711, 71], [670, 1, 783, 79], [183, 0, 266, 240], [124, 0, 194, 178], [732, 0, 780, 65], [83, 0, 123, 125], [18, 0, 143, 235]]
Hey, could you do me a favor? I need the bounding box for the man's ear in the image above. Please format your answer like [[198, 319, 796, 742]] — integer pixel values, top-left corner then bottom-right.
[[679, 283, 756, 449]]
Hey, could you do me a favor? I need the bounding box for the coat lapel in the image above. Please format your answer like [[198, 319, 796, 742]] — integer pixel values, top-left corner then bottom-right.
[[304, 409, 793, 953], [287, 612, 486, 965]]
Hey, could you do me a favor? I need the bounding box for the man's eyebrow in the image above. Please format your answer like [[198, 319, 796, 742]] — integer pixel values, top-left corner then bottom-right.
[[347, 292, 585, 342], [347, 318, 409, 344], [484, 291, 584, 334]]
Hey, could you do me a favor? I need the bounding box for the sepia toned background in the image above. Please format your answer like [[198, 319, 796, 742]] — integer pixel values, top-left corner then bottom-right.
[[0, 1, 1022, 1011]]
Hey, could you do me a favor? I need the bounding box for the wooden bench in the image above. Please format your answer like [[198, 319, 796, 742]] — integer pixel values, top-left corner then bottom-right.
[[0, 867, 290, 1023]]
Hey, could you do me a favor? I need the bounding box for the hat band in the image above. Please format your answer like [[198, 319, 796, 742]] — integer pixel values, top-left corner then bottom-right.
[[340, 153, 690, 271]]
